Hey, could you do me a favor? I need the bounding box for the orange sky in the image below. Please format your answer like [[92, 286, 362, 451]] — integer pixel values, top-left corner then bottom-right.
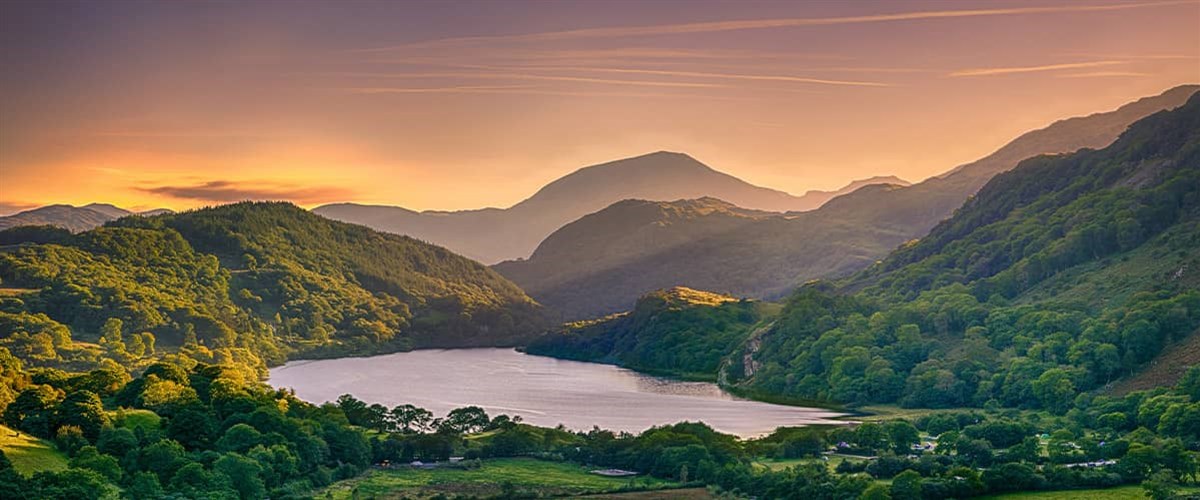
[[1, 0, 1198, 214]]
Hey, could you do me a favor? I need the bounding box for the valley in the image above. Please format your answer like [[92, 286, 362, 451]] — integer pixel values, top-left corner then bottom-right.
[[1, 80, 1198, 499]]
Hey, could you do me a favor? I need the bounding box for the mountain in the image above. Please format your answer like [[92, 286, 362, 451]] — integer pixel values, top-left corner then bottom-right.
[[495, 85, 1199, 320], [0, 202, 544, 372], [0, 204, 131, 232], [533, 91, 1200, 411], [494, 197, 792, 318], [315, 152, 890, 264], [0, 204, 174, 232], [731, 90, 1200, 407], [789, 175, 909, 212]]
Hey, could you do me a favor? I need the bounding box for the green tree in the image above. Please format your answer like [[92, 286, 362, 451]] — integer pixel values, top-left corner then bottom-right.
[[1142, 469, 1180, 500], [861, 483, 892, 500], [885, 421, 920, 454], [56, 390, 109, 439], [126, 471, 164, 500], [99, 318, 126, 357], [1032, 369, 1076, 414], [214, 453, 266, 500], [890, 470, 922, 500]]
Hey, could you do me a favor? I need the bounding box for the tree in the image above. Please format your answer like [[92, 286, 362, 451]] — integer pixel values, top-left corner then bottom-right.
[[126, 472, 164, 500], [99, 318, 126, 357], [97, 427, 139, 459], [391, 404, 434, 434], [1142, 469, 1180, 500], [4, 385, 62, 436], [70, 446, 122, 482], [56, 390, 109, 439], [1032, 369, 1076, 414], [167, 407, 217, 449], [215, 453, 266, 500], [861, 483, 892, 500], [885, 421, 920, 454], [30, 468, 120, 499], [1178, 366, 1200, 401], [440, 406, 490, 435], [138, 439, 188, 483], [890, 470, 922, 500], [216, 423, 262, 453]]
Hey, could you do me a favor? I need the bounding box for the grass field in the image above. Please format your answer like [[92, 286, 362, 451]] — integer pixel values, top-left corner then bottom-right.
[[113, 408, 162, 431], [322, 458, 678, 499], [753, 454, 869, 472], [0, 424, 67, 476]]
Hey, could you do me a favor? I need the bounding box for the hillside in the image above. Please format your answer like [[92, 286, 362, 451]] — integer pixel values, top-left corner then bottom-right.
[[730, 91, 1200, 408], [525, 287, 773, 379], [0, 202, 544, 374], [788, 175, 910, 213], [494, 197, 781, 317], [495, 86, 1199, 320], [315, 152, 890, 264]]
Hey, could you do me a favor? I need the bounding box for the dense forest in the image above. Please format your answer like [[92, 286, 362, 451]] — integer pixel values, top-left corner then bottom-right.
[[0, 202, 544, 379], [525, 287, 774, 378]]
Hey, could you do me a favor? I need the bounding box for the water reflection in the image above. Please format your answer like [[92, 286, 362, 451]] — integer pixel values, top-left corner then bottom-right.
[[268, 348, 845, 438]]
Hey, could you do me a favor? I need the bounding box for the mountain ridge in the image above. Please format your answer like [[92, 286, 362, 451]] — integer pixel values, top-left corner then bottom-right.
[[314, 151, 901, 263], [496, 85, 1199, 320], [0, 204, 175, 233]]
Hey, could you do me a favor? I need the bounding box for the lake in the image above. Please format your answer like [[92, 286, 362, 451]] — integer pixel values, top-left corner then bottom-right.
[[267, 348, 846, 437]]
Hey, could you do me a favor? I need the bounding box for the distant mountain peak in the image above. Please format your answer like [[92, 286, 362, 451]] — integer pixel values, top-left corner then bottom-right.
[[316, 152, 818, 263], [0, 203, 133, 232]]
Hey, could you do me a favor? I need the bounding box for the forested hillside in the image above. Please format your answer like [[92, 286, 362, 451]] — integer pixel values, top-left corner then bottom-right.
[[525, 287, 774, 378], [731, 92, 1200, 409], [0, 202, 544, 377]]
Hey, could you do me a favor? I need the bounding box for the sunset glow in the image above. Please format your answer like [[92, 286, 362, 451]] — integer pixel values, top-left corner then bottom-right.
[[2, 0, 1198, 214]]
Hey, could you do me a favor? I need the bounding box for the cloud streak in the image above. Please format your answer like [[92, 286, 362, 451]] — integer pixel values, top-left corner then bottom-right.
[[1056, 71, 1150, 78], [357, 1, 1194, 51], [949, 60, 1128, 77], [514, 66, 891, 87], [340, 86, 742, 100], [139, 181, 356, 204]]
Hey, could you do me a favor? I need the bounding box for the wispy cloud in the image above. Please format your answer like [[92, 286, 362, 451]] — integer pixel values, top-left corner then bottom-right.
[[139, 181, 356, 204], [513, 66, 891, 87], [340, 86, 743, 100], [325, 64, 888, 89], [356, 1, 1194, 51], [948, 60, 1128, 77], [1056, 71, 1151, 78]]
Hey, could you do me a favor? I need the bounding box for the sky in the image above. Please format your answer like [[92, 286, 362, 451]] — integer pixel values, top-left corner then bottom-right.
[[1, 0, 1198, 215]]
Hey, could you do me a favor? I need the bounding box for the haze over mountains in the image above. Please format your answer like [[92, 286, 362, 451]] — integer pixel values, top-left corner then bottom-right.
[[5, 86, 1196, 324], [497, 85, 1200, 319], [314, 152, 904, 264], [0, 203, 172, 232]]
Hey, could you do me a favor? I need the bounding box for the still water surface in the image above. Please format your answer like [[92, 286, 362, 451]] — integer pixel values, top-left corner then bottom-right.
[[268, 348, 845, 437]]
